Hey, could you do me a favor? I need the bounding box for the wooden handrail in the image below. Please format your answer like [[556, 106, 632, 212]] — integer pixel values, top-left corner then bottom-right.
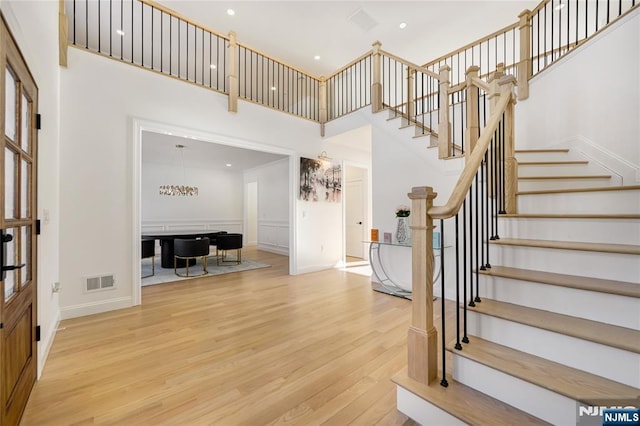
[[380, 49, 441, 80], [140, 0, 230, 41], [429, 90, 512, 219], [327, 50, 374, 80], [470, 76, 491, 93], [422, 21, 519, 69]]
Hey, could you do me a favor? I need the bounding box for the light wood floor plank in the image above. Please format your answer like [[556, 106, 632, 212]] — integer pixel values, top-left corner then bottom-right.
[[21, 248, 418, 425]]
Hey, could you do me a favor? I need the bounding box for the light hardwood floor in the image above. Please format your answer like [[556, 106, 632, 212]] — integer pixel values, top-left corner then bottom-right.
[[21, 248, 422, 425]]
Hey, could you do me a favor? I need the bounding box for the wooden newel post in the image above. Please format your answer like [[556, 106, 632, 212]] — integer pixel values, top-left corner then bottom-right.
[[407, 186, 438, 385], [319, 77, 327, 137], [59, 0, 68, 67], [371, 41, 383, 113], [438, 65, 451, 159], [518, 10, 532, 101], [227, 31, 239, 113], [499, 75, 518, 214], [465, 65, 480, 157], [407, 68, 415, 123]]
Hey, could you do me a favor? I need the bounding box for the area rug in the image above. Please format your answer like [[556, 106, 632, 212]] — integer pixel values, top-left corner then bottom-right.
[[141, 255, 270, 286]]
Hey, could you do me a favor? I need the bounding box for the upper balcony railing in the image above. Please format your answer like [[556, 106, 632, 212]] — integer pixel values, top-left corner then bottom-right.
[[62, 0, 639, 138]]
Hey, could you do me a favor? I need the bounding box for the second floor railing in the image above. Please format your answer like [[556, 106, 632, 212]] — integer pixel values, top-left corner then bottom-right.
[[62, 0, 639, 141]]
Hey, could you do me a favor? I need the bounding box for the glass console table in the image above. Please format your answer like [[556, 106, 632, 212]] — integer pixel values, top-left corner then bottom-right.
[[366, 240, 443, 300]]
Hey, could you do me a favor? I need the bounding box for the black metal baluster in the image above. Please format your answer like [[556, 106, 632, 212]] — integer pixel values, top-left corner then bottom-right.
[[130, 0, 133, 63], [462, 196, 469, 344], [141, 3, 144, 67], [73, 0, 77, 45], [98, 0, 101, 52], [500, 116, 506, 214], [85, 0, 88, 48], [120, 0, 123, 60], [109, 0, 112, 56], [484, 151, 491, 269], [474, 172, 481, 303], [454, 213, 462, 351], [160, 11, 163, 72], [440, 219, 448, 388], [469, 176, 476, 308], [551, 0, 555, 61], [480, 154, 487, 272], [491, 133, 499, 240]]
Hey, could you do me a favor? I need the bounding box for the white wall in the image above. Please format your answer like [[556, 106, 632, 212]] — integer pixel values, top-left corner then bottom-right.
[[244, 158, 290, 255], [516, 8, 640, 183], [142, 162, 244, 231], [1, 0, 61, 377], [58, 46, 370, 318]]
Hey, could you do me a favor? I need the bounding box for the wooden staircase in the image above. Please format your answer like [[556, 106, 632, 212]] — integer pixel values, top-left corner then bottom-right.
[[394, 148, 640, 424]]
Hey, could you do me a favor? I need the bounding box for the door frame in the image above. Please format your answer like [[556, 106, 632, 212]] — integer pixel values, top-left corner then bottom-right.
[[0, 13, 39, 425], [342, 160, 371, 264]]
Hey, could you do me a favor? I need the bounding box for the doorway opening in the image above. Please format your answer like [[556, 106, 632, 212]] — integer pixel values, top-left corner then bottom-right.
[[344, 164, 370, 267]]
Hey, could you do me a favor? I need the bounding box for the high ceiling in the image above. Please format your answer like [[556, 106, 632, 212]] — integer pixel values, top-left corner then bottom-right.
[[144, 1, 539, 163], [156, 1, 540, 77]]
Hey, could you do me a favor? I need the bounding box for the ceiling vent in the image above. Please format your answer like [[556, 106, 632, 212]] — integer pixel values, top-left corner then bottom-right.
[[348, 8, 378, 33], [86, 274, 115, 292]]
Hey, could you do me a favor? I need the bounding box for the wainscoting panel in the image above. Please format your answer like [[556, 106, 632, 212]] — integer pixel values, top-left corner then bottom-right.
[[258, 220, 289, 255]]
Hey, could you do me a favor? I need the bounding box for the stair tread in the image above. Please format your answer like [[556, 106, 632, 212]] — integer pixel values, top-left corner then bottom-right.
[[517, 184, 640, 195], [491, 237, 640, 255], [393, 368, 548, 426], [468, 299, 640, 353], [515, 149, 570, 153], [447, 336, 640, 404], [518, 175, 612, 180], [502, 213, 640, 219], [519, 160, 589, 165], [479, 265, 640, 298]]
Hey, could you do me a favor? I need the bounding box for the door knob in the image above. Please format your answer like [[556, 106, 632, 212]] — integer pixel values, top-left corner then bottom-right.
[[357, 221, 363, 225]]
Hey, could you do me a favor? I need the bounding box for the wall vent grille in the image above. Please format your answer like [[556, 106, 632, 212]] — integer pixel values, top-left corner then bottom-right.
[[85, 274, 115, 292]]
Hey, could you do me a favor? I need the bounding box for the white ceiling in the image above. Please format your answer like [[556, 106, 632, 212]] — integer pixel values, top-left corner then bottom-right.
[[142, 131, 287, 171], [156, 1, 539, 77]]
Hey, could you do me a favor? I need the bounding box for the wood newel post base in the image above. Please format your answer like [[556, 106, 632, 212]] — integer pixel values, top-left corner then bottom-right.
[[407, 186, 438, 385], [408, 326, 438, 384]]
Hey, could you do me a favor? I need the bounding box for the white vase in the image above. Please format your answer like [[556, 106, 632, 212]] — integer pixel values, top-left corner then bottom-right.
[[395, 216, 410, 244]]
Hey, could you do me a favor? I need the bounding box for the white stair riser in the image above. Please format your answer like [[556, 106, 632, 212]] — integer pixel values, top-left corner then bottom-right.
[[517, 192, 640, 214], [467, 312, 640, 387], [490, 245, 640, 283], [453, 355, 576, 425], [396, 387, 466, 426], [479, 275, 640, 329], [515, 152, 578, 162], [517, 178, 620, 191], [518, 163, 601, 177], [498, 218, 640, 246]]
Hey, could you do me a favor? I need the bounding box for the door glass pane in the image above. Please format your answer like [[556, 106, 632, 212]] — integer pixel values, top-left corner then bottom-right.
[[5, 68, 16, 141], [20, 226, 30, 286], [4, 228, 16, 302], [20, 160, 29, 218], [5, 148, 15, 219], [21, 93, 30, 153]]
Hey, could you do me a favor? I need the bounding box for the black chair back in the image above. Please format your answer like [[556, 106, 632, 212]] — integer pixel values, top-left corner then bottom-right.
[[174, 238, 210, 257], [216, 234, 242, 250]]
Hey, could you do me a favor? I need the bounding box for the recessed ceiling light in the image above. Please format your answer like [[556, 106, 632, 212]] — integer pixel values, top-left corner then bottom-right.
[[399, 22, 407, 29], [314, 55, 321, 60], [210, 64, 217, 69], [116, 29, 125, 36], [225, 163, 232, 167], [270, 86, 277, 91], [227, 9, 235, 16]]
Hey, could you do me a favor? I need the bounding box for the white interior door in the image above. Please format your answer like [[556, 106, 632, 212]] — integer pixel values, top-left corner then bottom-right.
[[346, 179, 364, 259]]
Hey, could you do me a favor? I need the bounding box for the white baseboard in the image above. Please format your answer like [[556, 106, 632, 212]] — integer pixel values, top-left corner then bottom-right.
[[257, 243, 289, 256], [60, 296, 133, 320], [563, 136, 639, 184], [37, 309, 61, 378]]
